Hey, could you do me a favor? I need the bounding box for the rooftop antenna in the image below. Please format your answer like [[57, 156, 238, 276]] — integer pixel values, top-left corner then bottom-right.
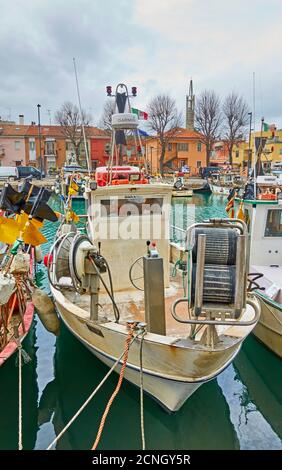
[[47, 109, 52, 125], [73, 57, 91, 175]]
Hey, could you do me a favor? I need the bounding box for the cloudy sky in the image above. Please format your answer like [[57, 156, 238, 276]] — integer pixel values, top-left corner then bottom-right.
[[1, 0, 282, 128]]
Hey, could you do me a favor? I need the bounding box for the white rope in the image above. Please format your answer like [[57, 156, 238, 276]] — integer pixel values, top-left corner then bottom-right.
[[139, 332, 146, 450], [18, 348, 23, 451], [46, 335, 137, 450]]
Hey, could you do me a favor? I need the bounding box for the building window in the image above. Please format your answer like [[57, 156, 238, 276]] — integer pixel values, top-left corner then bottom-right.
[[29, 141, 35, 151], [279, 149, 282, 155], [168, 143, 172, 151], [14, 140, 20, 150], [66, 142, 74, 151], [235, 150, 239, 158], [177, 143, 188, 151], [197, 142, 202, 152], [45, 141, 55, 155], [197, 161, 201, 168]]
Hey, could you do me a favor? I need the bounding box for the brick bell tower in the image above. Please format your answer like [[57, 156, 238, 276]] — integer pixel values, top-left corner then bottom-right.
[[186, 79, 195, 130]]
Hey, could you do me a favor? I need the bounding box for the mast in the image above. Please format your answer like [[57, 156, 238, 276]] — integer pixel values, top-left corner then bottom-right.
[[73, 57, 91, 175], [252, 72, 256, 197]]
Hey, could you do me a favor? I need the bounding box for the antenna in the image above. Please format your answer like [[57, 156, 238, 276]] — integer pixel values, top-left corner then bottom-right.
[[253, 72, 256, 197], [47, 109, 52, 125], [73, 57, 91, 175]]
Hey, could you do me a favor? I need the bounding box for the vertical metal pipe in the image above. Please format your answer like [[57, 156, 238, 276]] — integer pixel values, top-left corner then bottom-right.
[[90, 274, 99, 321], [234, 234, 246, 318], [195, 234, 206, 316]]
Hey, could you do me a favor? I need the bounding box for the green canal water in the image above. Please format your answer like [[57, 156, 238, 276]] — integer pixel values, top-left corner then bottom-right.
[[0, 194, 281, 450]]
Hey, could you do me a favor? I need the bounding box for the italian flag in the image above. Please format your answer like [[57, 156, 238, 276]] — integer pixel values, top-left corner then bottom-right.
[[131, 107, 148, 120]]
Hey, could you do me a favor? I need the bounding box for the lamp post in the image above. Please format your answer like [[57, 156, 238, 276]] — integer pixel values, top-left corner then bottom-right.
[[150, 146, 153, 173], [37, 104, 43, 174], [247, 111, 252, 177]]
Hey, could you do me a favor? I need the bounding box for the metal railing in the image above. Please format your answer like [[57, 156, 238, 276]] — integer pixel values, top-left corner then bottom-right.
[[170, 224, 186, 248]]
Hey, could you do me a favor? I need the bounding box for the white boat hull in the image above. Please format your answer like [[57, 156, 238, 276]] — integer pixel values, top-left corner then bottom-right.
[[51, 286, 257, 412], [209, 184, 231, 196], [253, 294, 282, 358]]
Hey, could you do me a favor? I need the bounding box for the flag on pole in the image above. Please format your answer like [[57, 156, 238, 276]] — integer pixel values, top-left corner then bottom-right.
[[263, 122, 270, 131], [225, 188, 236, 218], [131, 108, 148, 120]]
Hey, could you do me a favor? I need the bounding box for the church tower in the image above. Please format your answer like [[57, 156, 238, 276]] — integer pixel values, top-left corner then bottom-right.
[[186, 79, 195, 130]]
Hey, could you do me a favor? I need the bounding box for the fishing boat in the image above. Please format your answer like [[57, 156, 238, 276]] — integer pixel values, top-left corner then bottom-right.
[[209, 172, 244, 196], [172, 189, 193, 198], [243, 195, 282, 358], [48, 84, 260, 412]]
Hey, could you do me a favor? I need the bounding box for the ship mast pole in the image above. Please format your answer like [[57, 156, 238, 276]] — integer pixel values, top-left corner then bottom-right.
[[73, 57, 91, 176], [253, 72, 256, 197]]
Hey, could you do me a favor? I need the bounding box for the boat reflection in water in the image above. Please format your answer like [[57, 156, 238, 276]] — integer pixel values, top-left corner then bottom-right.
[[42, 323, 238, 450], [0, 322, 38, 450], [234, 336, 282, 441]]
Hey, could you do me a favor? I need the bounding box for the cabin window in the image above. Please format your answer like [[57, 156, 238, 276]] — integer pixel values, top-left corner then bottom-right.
[[264, 209, 282, 237], [168, 143, 172, 151], [197, 142, 202, 152], [100, 197, 163, 217]]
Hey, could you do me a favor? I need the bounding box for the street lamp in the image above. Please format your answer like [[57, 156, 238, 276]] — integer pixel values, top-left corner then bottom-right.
[[247, 111, 252, 177], [150, 146, 153, 173], [37, 104, 43, 174]]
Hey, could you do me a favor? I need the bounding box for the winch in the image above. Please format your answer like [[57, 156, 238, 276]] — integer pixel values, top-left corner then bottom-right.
[[48, 228, 119, 322]]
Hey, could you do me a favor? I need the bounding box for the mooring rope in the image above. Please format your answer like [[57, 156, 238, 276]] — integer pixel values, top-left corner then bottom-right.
[[139, 331, 146, 451], [18, 347, 22, 451], [91, 325, 135, 450], [46, 329, 137, 450]]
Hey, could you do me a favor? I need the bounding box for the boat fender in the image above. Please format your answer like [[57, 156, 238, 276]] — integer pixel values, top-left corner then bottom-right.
[[0, 274, 16, 305], [32, 288, 60, 336], [10, 253, 30, 274], [35, 246, 43, 264], [43, 253, 53, 268]]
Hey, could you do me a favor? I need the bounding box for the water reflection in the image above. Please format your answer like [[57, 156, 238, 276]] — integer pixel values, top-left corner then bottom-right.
[[0, 323, 38, 450], [48, 323, 238, 450]]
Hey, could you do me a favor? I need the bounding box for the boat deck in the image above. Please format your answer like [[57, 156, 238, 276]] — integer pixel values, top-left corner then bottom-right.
[[63, 272, 192, 337], [60, 269, 254, 341], [252, 265, 282, 304]]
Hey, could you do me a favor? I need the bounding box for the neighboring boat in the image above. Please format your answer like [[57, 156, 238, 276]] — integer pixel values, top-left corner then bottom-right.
[[243, 196, 282, 358], [0, 182, 59, 366], [208, 173, 244, 196], [193, 182, 212, 194], [172, 189, 193, 198], [47, 84, 260, 412]]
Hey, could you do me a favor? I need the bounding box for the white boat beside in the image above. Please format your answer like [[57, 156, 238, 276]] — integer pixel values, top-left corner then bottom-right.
[[243, 196, 282, 357], [47, 84, 260, 412], [209, 173, 244, 196]]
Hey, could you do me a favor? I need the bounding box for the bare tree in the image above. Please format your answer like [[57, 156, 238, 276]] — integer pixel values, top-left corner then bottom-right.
[[195, 90, 222, 166], [55, 102, 91, 165], [222, 93, 250, 165], [147, 94, 182, 174], [98, 100, 115, 132]]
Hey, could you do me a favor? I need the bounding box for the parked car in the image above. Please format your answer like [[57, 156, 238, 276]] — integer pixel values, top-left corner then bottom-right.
[[17, 166, 43, 180], [200, 166, 222, 178], [0, 166, 19, 180]]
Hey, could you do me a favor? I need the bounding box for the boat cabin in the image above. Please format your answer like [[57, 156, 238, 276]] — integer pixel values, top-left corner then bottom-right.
[[95, 166, 147, 187], [244, 199, 282, 304], [85, 183, 171, 290]]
